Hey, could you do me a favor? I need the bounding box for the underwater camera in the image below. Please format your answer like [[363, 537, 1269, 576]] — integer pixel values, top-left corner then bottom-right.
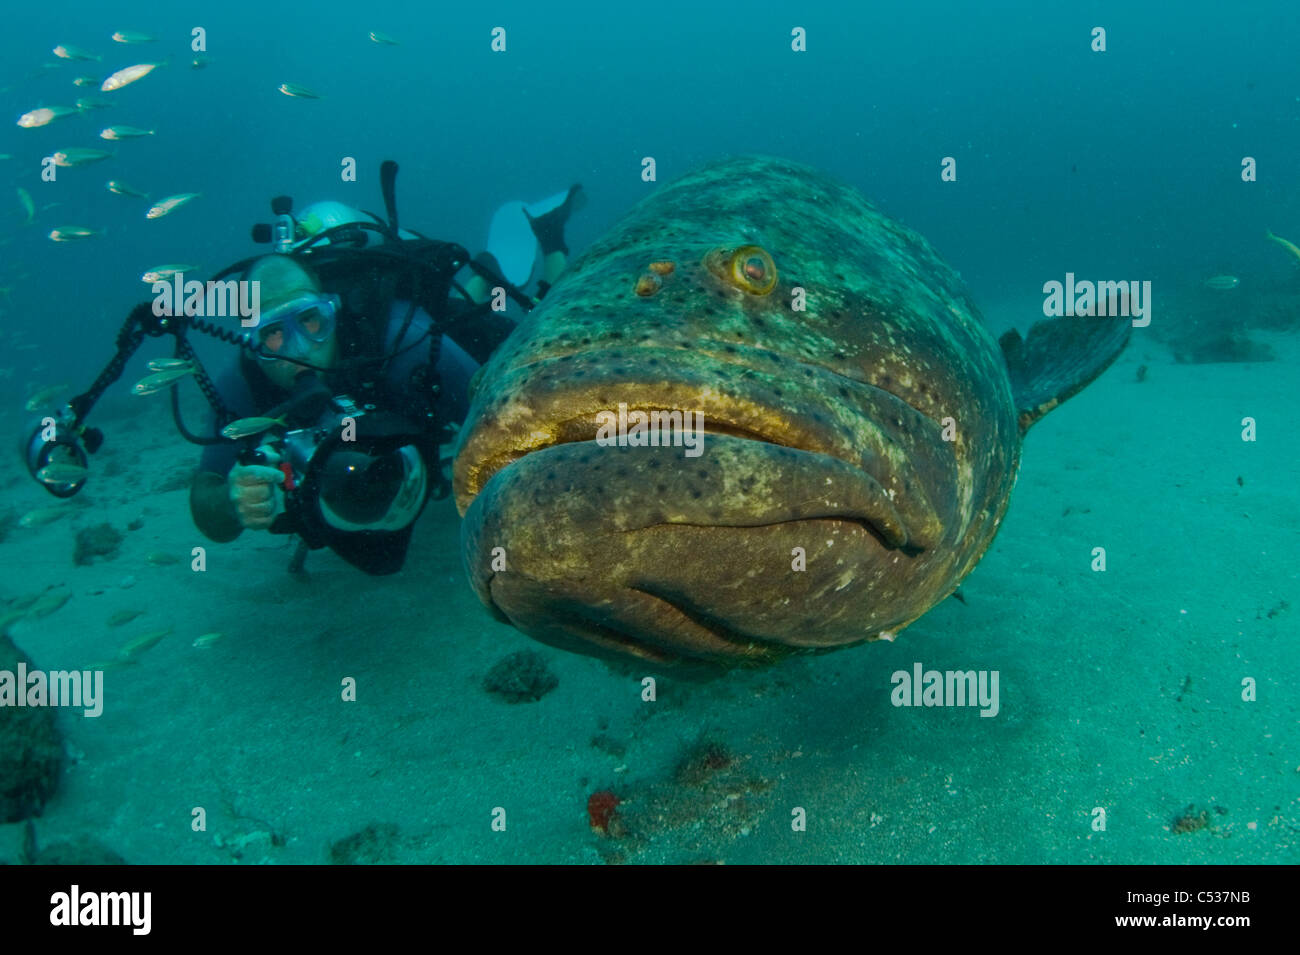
[[22, 408, 101, 499], [247, 396, 434, 575]]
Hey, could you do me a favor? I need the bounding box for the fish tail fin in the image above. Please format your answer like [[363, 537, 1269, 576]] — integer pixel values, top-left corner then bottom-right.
[[999, 312, 1131, 434]]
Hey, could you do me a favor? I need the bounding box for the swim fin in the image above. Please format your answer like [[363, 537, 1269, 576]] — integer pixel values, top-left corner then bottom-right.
[[523, 184, 586, 255]]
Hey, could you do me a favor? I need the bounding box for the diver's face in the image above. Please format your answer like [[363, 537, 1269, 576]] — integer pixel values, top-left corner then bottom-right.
[[261, 328, 338, 390]]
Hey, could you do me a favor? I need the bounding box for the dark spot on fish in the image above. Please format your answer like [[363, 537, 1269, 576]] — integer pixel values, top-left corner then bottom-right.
[[724, 345, 737, 353]]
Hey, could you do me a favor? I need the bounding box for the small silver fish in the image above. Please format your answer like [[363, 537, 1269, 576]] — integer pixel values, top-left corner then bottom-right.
[[142, 265, 196, 284], [37, 462, 88, 485], [118, 627, 171, 659], [192, 632, 223, 648], [278, 82, 321, 99], [101, 62, 161, 92], [75, 96, 113, 110], [107, 179, 149, 198], [73, 76, 101, 87], [146, 192, 200, 219], [369, 31, 400, 45], [49, 226, 102, 241], [191, 54, 209, 69], [27, 588, 73, 619], [100, 125, 154, 140], [112, 31, 156, 44], [132, 366, 195, 394], [18, 505, 73, 528], [146, 357, 195, 372], [221, 415, 287, 440], [16, 106, 80, 128], [51, 147, 113, 167], [1204, 275, 1240, 290], [53, 44, 100, 61], [17, 187, 34, 224]]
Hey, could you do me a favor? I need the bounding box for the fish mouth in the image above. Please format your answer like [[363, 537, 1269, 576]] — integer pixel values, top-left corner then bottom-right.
[[455, 345, 948, 533], [455, 348, 956, 664], [464, 413, 913, 549]]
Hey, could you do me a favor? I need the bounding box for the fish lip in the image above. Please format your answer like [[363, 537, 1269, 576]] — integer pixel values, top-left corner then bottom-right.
[[456, 343, 936, 491], [454, 349, 942, 551]]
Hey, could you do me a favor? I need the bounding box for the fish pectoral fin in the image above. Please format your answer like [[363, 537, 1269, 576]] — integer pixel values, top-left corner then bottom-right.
[[999, 311, 1131, 434]]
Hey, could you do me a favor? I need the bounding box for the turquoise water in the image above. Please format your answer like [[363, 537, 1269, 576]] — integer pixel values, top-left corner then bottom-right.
[[0, 2, 1296, 864]]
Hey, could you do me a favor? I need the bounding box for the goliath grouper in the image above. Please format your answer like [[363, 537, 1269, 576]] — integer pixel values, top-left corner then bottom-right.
[[453, 156, 1130, 666]]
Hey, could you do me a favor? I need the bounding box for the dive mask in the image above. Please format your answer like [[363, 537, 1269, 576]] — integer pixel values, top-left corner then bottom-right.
[[253, 293, 340, 361]]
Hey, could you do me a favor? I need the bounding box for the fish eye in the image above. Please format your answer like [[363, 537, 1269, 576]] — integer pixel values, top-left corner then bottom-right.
[[705, 245, 777, 295], [729, 246, 776, 295]]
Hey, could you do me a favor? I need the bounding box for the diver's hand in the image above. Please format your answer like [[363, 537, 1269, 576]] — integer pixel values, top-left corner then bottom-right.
[[228, 462, 285, 530]]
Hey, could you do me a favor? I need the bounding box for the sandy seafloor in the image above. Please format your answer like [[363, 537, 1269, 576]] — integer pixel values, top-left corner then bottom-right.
[[0, 316, 1295, 866]]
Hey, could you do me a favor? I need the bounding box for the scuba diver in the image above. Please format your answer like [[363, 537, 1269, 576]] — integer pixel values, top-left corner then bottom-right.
[[22, 160, 585, 576]]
